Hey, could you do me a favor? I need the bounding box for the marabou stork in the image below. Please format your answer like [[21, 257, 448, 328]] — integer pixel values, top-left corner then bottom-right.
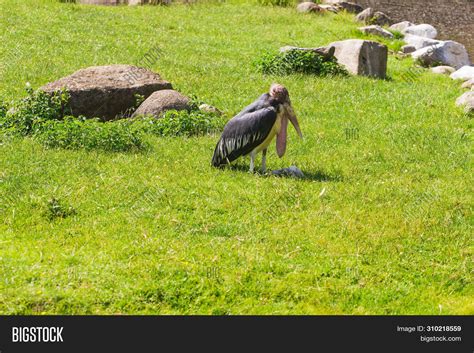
[[211, 84, 303, 173]]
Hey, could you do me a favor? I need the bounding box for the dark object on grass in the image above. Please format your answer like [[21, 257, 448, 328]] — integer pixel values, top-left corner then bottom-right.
[[45, 198, 76, 221], [271, 166, 304, 178]]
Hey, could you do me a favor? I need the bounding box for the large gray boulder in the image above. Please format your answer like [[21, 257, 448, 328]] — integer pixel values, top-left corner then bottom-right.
[[132, 90, 191, 118], [389, 21, 414, 32], [455, 91, 474, 114], [450, 66, 474, 81], [329, 39, 388, 78], [402, 24, 437, 39], [41, 65, 172, 121], [412, 41, 470, 70], [403, 34, 441, 51], [359, 25, 394, 39], [355, 8, 392, 26]]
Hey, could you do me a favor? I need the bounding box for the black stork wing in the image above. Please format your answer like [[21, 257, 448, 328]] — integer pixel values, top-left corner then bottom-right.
[[212, 106, 278, 167], [235, 93, 271, 117]]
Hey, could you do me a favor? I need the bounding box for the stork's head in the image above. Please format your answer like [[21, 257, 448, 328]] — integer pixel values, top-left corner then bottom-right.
[[270, 83, 303, 157], [270, 83, 290, 104]]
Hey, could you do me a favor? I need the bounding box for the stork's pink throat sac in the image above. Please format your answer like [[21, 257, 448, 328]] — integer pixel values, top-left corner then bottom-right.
[[276, 104, 303, 158], [276, 112, 288, 158]]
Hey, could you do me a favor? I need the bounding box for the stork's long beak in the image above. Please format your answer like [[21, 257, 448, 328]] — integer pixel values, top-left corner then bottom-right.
[[286, 105, 303, 139]]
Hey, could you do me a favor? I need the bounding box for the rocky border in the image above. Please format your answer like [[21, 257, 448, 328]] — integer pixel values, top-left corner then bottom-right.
[[295, 0, 473, 114]]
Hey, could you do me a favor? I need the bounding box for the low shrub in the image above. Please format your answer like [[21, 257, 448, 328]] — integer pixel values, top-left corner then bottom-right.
[[0, 88, 226, 152], [255, 49, 348, 76], [257, 0, 294, 6], [0, 88, 69, 136], [134, 109, 226, 137], [35, 117, 147, 152]]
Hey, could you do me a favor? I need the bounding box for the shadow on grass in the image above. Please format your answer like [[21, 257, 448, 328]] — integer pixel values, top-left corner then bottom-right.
[[226, 164, 251, 173], [221, 164, 343, 182], [298, 169, 343, 182]]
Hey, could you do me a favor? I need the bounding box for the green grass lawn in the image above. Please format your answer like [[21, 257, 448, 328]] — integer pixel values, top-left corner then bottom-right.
[[0, 0, 472, 314]]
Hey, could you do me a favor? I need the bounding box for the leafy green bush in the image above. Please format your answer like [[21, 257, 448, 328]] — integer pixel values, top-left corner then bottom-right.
[[0, 88, 70, 136], [0, 88, 225, 152], [134, 109, 226, 137], [255, 49, 348, 76], [35, 117, 147, 152]]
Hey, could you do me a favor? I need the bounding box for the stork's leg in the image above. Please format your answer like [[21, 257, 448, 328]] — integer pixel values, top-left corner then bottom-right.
[[261, 148, 267, 173], [249, 150, 256, 173]]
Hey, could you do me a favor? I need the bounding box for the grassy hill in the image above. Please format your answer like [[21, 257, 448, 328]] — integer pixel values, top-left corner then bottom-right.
[[0, 0, 472, 314]]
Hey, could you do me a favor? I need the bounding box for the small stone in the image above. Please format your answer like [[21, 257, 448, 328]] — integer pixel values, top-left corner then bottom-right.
[[359, 25, 394, 39], [313, 46, 336, 60], [355, 8, 392, 26], [389, 21, 415, 32], [455, 91, 474, 114], [132, 90, 191, 118], [271, 166, 305, 178], [401, 45, 416, 54], [450, 66, 474, 81], [402, 24, 437, 39], [371, 11, 392, 26], [461, 78, 474, 89], [355, 7, 374, 23], [330, 1, 363, 14], [403, 34, 441, 51], [318, 4, 339, 13], [199, 104, 222, 115], [296, 2, 324, 13], [430, 66, 455, 75]]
